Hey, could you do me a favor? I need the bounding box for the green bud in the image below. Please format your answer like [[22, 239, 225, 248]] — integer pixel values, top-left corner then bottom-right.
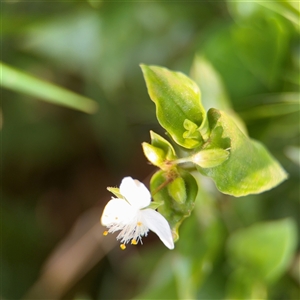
[[150, 131, 177, 161], [183, 119, 202, 141], [168, 176, 187, 204], [142, 142, 165, 167], [192, 148, 230, 168]]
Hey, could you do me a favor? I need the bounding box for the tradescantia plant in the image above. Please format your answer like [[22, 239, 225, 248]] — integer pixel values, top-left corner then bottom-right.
[[140, 65, 287, 242], [101, 64, 287, 248]]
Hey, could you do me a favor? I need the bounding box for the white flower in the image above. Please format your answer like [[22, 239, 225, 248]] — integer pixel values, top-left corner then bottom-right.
[[101, 177, 174, 250]]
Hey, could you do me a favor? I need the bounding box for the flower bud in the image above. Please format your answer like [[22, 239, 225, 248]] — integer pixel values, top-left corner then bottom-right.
[[168, 176, 187, 204], [192, 148, 229, 168]]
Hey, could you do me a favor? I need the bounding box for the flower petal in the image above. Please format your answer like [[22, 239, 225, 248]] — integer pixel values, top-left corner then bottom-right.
[[101, 198, 136, 226], [120, 177, 151, 209], [141, 209, 174, 249]]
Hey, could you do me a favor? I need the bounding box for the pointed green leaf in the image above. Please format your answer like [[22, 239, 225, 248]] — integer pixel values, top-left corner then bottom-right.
[[198, 108, 287, 196], [141, 64, 205, 149], [1, 62, 98, 114]]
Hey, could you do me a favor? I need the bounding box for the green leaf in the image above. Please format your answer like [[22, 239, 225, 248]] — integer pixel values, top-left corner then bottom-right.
[[150, 170, 198, 241], [238, 93, 300, 121], [226, 268, 267, 300], [231, 13, 289, 88], [199, 109, 287, 196], [227, 218, 297, 282], [1, 62, 98, 114], [257, 1, 300, 30], [175, 173, 227, 299], [140, 64, 205, 149]]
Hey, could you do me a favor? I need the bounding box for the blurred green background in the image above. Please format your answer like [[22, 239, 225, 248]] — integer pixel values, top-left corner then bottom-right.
[[1, 1, 299, 299]]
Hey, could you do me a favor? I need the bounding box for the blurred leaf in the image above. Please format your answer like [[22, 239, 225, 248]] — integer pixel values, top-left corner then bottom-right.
[[257, 1, 300, 30], [21, 10, 102, 77], [226, 268, 267, 300], [175, 173, 227, 299], [1, 62, 98, 113], [238, 93, 300, 121], [190, 55, 232, 112], [198, 109, 288, 196], [227, 218, 297, 282], [285, 145, 300, 166], [231, 11, 290, 88], [86, 0, 102, 9], [133, 254, 179, 300], [172, 254, 197, 299], [141, 64, 205, 149], [227, 0, 299, 30], [202, 22, 266, 102], [190, 55, 248, 134]]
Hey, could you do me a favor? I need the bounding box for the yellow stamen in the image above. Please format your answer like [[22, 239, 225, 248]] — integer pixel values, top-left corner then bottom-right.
[[103, 231, 108, 236], [137, 222, 142, 226], [131, 239, 137, 245], [120, 244, 126, 250]]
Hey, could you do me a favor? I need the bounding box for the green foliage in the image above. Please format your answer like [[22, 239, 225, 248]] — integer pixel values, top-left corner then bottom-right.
[[2, 1, 299, 300], [226, 219, 297, 299], [227, 218, 297, 282], [1, 62, 98, 113], [142, 65, 288, 200], [141, 64, 206, 149], [199, 108, 288, 196]]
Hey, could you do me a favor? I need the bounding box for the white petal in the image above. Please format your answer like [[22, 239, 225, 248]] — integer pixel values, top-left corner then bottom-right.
[[141, 209, 174, 250], [120, 177, 151, 209], [101, 198, 136, 226]]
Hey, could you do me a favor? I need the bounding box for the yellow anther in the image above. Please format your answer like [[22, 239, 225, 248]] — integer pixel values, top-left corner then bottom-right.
[[137, 222, 142, 226], [120, 244, 126, 250], [131, 239, 137, 245], [103, 231, 108, 236]]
